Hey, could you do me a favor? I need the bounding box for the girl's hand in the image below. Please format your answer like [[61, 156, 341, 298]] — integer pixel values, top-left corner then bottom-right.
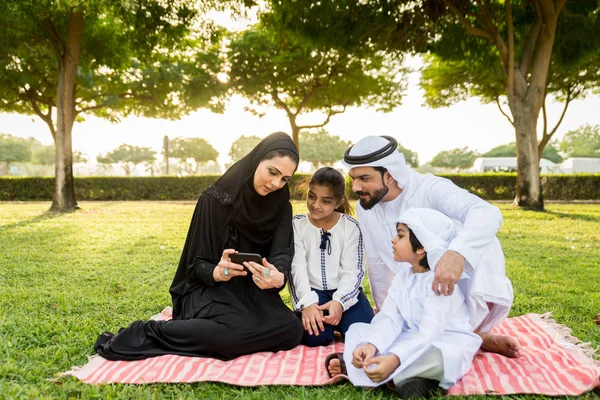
[[213, 249, 247, 282], [317, 300, 343, 326], [351, 343, 377, 369], [363, 354, 400, 383], [301, 303, 324, 336], [244, 258, 285, 290]]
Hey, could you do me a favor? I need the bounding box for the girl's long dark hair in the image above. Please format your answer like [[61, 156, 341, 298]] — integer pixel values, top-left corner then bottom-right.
[[309, 167, 352, 215]]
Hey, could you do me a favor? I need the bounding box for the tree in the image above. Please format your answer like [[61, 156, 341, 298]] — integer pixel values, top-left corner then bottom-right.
[[560, 124, 600, 158], [0, 0, 227, 211], [228, 19, 405, 151], [430, 147, 480, 170], [483, 142, 563, 163], [299, 129, 351, 169], [397, 143, 419, 167], [97, 144, 156, 176], [271, 0, 600, 210], [0, 134, 32, 175], [228, 135, 262, 164], [169, 137, 219, 175]]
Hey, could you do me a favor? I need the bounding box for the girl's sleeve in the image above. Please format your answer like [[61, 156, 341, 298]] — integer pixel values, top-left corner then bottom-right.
[[332, 217, 366, 311], [289, 217, 319, 311], [266, 202, 295, 293]]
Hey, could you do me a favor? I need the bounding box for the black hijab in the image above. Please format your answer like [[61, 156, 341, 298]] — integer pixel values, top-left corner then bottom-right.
[[206, 131, 299, 246], [169, 132, 298, 315]]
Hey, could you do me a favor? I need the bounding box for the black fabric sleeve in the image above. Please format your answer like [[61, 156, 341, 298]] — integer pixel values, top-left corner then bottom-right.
[[183, 195, 224, 288], [266, 202, 294, 293]]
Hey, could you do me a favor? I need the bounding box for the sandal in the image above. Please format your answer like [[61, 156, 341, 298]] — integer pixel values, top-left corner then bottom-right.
[[324, 352, 347, 378]]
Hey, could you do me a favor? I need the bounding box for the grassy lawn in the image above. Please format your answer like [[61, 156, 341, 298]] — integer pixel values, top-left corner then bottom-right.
[[0, 201, 599, 399]]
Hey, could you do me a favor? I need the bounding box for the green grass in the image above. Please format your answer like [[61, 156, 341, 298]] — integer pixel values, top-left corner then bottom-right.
[[0, 201, 599, 399]]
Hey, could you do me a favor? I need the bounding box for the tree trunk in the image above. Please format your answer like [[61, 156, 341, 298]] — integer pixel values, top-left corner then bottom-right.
[[509, 95, 543, 210], [288, 117, 301, 153], [50, 11, 84, 212]]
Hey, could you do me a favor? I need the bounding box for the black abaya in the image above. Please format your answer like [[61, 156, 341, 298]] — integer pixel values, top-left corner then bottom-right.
[[95, 133, 303, 361]]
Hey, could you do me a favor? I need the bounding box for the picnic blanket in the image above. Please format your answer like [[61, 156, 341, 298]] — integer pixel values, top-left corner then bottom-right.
[[62, 308, 600, 395]]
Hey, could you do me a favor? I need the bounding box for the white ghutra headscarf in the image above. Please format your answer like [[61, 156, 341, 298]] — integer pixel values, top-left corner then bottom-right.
[[395, 207, 456, 270]]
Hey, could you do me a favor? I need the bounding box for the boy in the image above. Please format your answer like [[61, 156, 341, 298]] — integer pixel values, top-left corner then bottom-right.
[[327, 208, 484, 398]]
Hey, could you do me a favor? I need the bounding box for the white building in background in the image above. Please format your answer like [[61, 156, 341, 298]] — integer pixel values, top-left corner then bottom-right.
[[558, 158, 600, 174], [472, 157, 563, 174]]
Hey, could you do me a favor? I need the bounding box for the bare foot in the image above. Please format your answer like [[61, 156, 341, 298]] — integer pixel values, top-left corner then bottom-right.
[[327, 358, 342, 377], [480, 332, 520, 358]]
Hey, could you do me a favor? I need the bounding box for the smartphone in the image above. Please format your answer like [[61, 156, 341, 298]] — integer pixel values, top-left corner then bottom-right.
[[229, 252, 262, 266]]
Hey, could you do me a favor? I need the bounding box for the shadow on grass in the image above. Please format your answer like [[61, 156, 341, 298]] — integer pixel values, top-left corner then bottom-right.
[[0, 211, 63, 231], [544, 211, 600, 223]]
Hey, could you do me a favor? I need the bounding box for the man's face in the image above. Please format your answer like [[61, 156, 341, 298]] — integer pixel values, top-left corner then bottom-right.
[[348, 167, 389, 210]]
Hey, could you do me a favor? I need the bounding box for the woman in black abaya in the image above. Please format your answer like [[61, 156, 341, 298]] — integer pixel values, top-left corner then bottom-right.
[[95, 132, 303, 360]]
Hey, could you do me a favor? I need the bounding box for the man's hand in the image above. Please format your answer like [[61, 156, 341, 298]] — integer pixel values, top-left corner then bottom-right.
[[363, 354, 400, 383], [432, 250, 464, 296], [301, 304, 324, 336], [318, 300, 344, 326], [351, 343, 377, 369]]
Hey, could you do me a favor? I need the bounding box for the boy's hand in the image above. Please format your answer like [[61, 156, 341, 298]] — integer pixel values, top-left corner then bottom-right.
[[301, 304, 324, 336], [363, 354, 400, 383], [318, 300, 343, 326], [352, 343, 377, 368]]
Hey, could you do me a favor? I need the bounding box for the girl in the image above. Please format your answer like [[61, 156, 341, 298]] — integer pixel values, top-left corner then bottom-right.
[[290, 167, 374, 347], [327, 208, 482, 398]]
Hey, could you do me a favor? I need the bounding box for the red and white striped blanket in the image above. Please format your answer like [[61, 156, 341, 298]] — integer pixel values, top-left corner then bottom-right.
[[63, 310, 600, 395]]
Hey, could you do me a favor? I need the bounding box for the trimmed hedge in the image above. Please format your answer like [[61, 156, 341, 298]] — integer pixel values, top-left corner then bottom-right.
[[1, 173, 599, 201]]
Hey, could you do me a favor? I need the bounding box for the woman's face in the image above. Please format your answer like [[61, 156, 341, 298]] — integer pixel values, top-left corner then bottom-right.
[[253, 155, 297, 196]]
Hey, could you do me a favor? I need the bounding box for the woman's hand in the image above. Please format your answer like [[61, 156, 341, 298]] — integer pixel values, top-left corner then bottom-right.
[[245, 258, 285, 290], [363, 354, 400, 383], [301, 303, 324, 336], [351, 343, 377, 369], [318, 301, 344, 326], [213, 249, 247, 282]]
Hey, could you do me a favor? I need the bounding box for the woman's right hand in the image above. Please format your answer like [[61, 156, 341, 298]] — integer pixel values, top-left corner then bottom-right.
[[301, 303, 324, 336], [213, 249, 247, 282]]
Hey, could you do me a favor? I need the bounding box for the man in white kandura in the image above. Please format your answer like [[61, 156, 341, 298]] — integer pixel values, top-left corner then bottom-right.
[[328, 135, 518, 379]]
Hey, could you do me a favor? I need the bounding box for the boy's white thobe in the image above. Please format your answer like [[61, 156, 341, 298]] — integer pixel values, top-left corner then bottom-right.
[[344, 267, 482, 388]]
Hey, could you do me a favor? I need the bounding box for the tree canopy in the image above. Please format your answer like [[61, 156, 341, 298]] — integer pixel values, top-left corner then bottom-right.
[[560, 124, 600, 158], [169, 137, 219, 175], [227, 17, 405, 150], [97, 144, 156, 176], [299, 129, 351, 168], [397, 143, 419, 168], [0, 0, 228, 210], [270, 0, 600, 209], [430, 147, 480, 170], [0, 134, 32, 175], [483, 142, 563, 163], [228, 135, 262, 164]]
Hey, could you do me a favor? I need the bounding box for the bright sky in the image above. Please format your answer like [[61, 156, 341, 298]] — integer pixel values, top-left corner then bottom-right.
[[1, 10, 599, 168]]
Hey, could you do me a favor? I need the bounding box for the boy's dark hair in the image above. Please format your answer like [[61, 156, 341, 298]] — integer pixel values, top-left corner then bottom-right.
[[408, 227, 429, 269], [373, 166, 388, 179], [262, 148, 299, 165], [309, 167, 353, 215]]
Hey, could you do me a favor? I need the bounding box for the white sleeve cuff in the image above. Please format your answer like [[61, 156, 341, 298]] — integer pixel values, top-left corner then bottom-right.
[[296, 290, 319, 311]]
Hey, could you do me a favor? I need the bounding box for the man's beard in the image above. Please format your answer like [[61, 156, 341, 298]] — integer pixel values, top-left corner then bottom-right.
[[357, 184, 389, 210]]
